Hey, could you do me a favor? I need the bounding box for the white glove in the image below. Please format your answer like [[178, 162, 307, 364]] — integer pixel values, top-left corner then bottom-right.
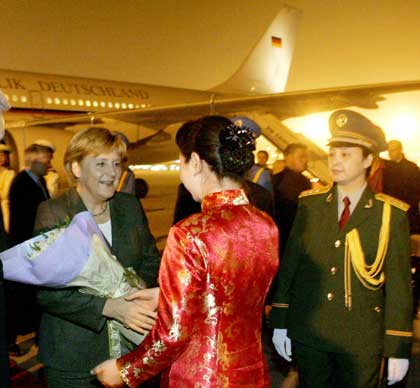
[[387, 357, 409, 385], [272, 328, 292, 361]]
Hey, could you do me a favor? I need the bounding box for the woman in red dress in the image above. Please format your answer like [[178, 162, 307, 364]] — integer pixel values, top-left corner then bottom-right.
[[93, 115, 279, 387]]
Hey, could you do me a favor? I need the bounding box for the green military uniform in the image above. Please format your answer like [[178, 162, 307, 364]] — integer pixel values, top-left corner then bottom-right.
[[270, 109, 413, 388], [270, 185, 413, 387]]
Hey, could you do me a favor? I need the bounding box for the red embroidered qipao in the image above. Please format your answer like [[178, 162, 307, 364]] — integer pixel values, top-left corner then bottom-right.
[[118, 189, 279, 387]]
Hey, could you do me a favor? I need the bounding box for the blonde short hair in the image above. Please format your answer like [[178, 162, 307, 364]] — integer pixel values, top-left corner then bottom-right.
[[64, 127, 127, 177]]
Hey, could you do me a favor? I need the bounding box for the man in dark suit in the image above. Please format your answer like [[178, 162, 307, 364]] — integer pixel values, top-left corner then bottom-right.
[[270, 110, 412, 388], [9, 143, 51, 246], [272, 143, 311, 255], [386, 140, 420, 234], [6, 143, 51, 353]]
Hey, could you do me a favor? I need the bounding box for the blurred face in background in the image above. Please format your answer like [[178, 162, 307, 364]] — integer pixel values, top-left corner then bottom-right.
[[28, 151, 50, 177], [285, 147, 308, 173], [72, 150, 122, 203], [0, 151, 9, 167], [387, 141, 403, 162], [257, 151, 269, 165]]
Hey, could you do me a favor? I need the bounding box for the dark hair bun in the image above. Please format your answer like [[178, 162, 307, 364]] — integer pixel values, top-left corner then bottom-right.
[[219, 124, 255, 175], [219, 148, 254, 174]]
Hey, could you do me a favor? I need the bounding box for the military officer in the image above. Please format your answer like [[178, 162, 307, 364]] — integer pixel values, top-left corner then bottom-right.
[[270, 109, 413, 388]]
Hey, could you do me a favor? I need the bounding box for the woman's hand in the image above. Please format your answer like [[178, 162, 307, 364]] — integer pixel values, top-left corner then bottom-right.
[[91, 358, 124, 388], [103, 294, 157, 334], [125, 287, 160, 311]]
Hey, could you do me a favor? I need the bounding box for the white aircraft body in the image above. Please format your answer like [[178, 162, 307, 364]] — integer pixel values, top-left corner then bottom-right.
[[1, 4, 419, 186]]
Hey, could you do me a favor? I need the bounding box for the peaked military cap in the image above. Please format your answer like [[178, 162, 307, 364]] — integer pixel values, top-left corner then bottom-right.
[[33, 139, 56, 152], [231, 116, 261, 138], [328, 109, 387, 152], [0, 144, 11, 153]]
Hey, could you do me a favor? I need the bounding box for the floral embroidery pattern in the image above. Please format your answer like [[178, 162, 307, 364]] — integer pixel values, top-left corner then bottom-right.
[[116, 189, 278, 387]]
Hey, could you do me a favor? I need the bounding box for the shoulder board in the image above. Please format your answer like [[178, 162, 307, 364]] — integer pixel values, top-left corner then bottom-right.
[[375, 193, 410, 212], [299, 186, 331, 198]]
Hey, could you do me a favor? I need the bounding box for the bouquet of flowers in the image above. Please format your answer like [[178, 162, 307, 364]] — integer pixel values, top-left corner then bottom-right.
[[0, 211, 147, 357]]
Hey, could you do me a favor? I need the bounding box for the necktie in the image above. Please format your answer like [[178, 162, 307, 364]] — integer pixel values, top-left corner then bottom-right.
[[339, 197, 351, 230], [38, 177, 50, 199]]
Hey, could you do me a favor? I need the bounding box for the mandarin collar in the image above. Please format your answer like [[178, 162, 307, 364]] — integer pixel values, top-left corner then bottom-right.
[[201, 189, 249, 212]]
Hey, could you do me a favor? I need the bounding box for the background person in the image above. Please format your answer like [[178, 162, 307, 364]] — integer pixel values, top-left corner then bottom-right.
[[270, 110, 413, 388], [6, 143, 51, 354], [93, 115, 279, 387], [33, 139, 60, 198], [386, 139, 420, 234], [272, 143, 311, 256], [0, 144, 15, 233], [248, 149, 273, 192], [34, 127, 161, 388], [9, 143, 50, 246]]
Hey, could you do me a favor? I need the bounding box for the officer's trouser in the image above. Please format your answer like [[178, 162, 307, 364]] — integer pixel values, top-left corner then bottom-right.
[[294, 341, 382, 388]]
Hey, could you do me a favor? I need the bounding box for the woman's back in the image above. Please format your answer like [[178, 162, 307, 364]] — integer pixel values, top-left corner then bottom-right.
[[171, 190, 278, 386], [119, 190, 278, 388]]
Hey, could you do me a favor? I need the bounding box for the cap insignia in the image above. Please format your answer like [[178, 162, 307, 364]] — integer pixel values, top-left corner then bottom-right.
[[336, 114, 348, 128]]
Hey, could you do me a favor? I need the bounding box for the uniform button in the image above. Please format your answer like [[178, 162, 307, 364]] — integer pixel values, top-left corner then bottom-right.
[[334, 240, 341, 248], [374, 306, 382, 313], [330, 267, 337, 275], [327, 292, 334, 301]]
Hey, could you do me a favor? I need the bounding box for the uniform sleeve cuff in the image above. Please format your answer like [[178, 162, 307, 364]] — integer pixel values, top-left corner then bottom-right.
[[384, 332, 413, 358], [268, 304, 289, 328]]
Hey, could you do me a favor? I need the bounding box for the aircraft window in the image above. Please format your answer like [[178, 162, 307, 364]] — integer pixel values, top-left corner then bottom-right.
[[114, 102, 120, 109], [63, 99, 69, 105], [128, 103, 134, 109], [54, 98, 61, 104], [141, 104, 146, 108], [135, 104, 140, 109], [78, 99, 84, 106], [20, 96, 27, 103], [107, 102, 113, 108], [121, 103, 127, 109], [70, 99, 77, 106], [93, 101, 98, 107], [85, 100, 92, 107], [100, 101, 106, 108], [11, 95, 18, 102], [46, 97, 53, 104]]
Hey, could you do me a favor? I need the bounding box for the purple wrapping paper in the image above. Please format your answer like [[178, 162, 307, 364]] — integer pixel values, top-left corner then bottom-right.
[[0, 211, 106, 287]]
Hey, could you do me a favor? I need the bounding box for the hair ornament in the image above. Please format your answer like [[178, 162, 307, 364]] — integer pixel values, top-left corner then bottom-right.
[[219, 124, 256, 152]]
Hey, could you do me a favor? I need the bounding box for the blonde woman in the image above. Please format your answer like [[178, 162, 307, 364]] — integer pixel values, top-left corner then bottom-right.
[[34, 127, 161, 388]]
